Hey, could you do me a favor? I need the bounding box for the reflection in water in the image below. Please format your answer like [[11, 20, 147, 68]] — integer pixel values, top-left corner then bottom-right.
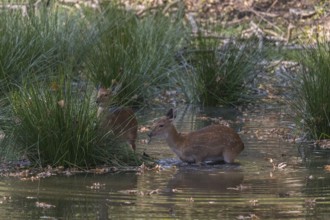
[[166, 166, 244, 192], [1, 105, 330, 219], [0, 173, 138, 219]]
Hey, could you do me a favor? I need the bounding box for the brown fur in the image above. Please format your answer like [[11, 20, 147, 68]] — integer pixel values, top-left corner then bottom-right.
[[148, 109, 244, 164], [96, 87, 138, 151]]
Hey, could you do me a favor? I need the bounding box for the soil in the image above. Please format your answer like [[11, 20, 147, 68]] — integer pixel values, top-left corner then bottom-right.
[[120, 0, 330, 43]]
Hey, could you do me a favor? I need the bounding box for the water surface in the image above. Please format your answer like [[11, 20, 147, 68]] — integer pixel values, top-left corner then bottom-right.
[[0, 105, 329, 219]]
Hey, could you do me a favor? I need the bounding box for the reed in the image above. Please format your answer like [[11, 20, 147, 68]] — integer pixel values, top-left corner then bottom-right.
[[290, 42, 330, 139], [86, 5, 185, 106], [174, 35, 262, 106], [9, 72, 142, 167], [0, 2, 94, 95], [0, 2, 187, 167]]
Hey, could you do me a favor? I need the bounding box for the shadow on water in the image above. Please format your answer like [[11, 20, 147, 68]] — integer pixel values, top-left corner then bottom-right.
[[1, 104, 330, 219], [165, 165, 244, 192]]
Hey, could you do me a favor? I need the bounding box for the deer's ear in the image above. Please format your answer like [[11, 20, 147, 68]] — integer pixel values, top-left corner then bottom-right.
[[166, 108, 176, 119]]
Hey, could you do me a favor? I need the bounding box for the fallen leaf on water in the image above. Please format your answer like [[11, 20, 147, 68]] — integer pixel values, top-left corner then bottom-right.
[[277, 162, 287, 169], [227, 184, 251, 191], [324, 165, 330, 172], [236, 214, 259, 219], [249, 199, 259, 206], [35, 202, 55, 209], [172, 188, 183, 193], [138, 163, 148, 173], [196, 115, 209, 121], [305, 198, 316, 206], [87, 182, 105, 190], [146, 189, 160, 195], [269, 171, 273, 178], [151, 164, 163, 172], [315, 139, 330, 149], [308, 175, 314, 180], [118, 189, 144, 196], [37, 171, 52, 178]]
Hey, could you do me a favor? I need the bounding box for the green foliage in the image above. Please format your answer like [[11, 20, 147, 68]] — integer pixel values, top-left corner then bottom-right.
[[290, 42, 330, 139], [0, 97, 17, 161], [0, 4, 94, 95], [10, 77, 93, 167], [86, 6, 185, 106], [9, 73, 141, 167], [175, 36, 262, 106], [0, 2, 187, 167]]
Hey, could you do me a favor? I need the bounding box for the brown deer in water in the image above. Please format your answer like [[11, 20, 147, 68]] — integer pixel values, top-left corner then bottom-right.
[[148, 109, 244, 164], [96, 87, 138, 151]]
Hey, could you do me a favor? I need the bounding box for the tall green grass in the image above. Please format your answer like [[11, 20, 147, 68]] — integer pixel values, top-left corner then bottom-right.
[[0, 97, 17, 161], [9, 73, 141, 167], [290, 42, 330, 139], [175, 35, 262, 106], [10, 75, 95, 167], [86, 6, 186, 106], [0, 3, 151, 167], [0, 4, 94, 95]]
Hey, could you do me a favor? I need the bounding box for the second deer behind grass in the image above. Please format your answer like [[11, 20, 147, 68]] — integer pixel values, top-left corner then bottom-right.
[[96, 87, 138, 151], [148, 109, 244, 164]]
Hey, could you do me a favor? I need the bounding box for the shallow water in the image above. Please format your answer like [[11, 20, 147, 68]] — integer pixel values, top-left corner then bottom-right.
[[1, 105, 330, 219]]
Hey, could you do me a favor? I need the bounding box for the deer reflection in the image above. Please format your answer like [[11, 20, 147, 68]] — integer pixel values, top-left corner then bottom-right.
[[166, 167, 244, 193]]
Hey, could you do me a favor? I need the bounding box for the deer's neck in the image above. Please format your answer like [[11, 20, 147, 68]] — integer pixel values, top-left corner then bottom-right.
[[165, 124, 186, 150]]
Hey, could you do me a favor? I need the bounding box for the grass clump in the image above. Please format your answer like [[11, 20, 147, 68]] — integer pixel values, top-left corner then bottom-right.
[[175, 35, 263, 106], [0, 3, 163, 168], [9, 74, 141, 168], [86, 5, 185, 106], [290, 42, 330, 139]]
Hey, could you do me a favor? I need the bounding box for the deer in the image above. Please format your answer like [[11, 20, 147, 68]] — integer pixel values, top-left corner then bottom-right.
[[96, 87, 138, 151], [148, 109, 244, 164]]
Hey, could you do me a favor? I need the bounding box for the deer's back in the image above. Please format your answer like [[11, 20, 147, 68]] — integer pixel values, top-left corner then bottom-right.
[[181, 124, 244, 162], [187, 125, 242, 147]]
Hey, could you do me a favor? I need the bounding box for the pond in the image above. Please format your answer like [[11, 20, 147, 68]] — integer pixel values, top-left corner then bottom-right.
[[0, 104, 330, 219]]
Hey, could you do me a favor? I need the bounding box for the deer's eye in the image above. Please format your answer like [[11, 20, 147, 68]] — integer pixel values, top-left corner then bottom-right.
[[159, 124, 164, 128]]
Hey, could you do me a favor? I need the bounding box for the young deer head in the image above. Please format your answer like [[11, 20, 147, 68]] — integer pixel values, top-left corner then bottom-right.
[[148, 109, 176, 139], [96, 82, 121, 108], [96, 87, 112, 107]]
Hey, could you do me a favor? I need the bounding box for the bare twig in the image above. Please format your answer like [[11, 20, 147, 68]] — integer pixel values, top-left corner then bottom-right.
[[162, 0, 180, 14], [248, 8, 283, 34], [186, 13, 198, 34], [0, 4, 29, 16]]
